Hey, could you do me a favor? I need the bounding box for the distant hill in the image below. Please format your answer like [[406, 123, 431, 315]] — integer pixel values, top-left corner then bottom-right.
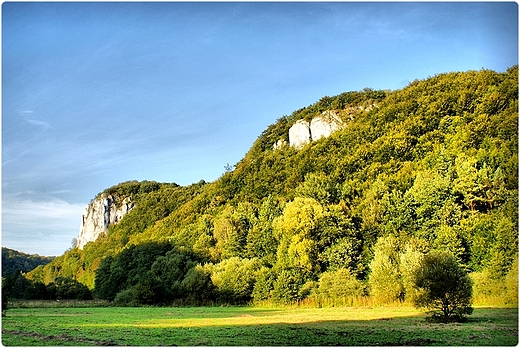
[[25, 66, 518, 306], [2, 247, 55, 276]]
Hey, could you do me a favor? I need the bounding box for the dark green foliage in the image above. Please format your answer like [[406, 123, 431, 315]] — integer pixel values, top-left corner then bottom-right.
[[414, 251, 473, 322], [1, 280, 7, 316], [1, 270, 22, 315], [46, 277, 92, 300], [181, 265, 216, 304], [3, 270, 92, 302], [2, 248, 54, 277], [94, 242, 176, 301], [150, 249, 199, 300]]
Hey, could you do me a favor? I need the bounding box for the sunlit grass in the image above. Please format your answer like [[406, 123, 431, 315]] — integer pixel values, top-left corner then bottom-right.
[[72, 306, 422, 329]]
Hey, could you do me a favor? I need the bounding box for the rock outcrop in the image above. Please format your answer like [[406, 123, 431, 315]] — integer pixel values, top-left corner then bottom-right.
[[76, 194, 134, 249], [288, 119, 311, 148], [272, 139, 287, 150], [286, 111, 344, 149], [310, 111, 344, 141]]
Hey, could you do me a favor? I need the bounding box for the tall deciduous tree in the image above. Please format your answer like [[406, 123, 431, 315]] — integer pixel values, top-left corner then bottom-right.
[[368, 234, 404, 303]]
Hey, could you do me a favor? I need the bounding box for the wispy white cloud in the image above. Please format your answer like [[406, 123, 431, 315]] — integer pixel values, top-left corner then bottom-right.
[[3, 198, 84, 221], [26, 118, 52, 129], [2, 197, 85, 255]]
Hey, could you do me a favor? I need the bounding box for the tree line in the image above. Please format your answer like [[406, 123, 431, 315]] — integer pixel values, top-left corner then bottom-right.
[[2, 248, 54, 277]]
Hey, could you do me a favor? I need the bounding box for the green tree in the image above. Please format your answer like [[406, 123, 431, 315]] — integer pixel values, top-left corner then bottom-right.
[[271, 268, 309, 304], [368, 235, 404, 304], [181, 265, 215, 304], [2, 278, 8, 316], [405, 170, 453, 240], [321, 237, 362, 275], [414, 251, 473, 322], [212, 205, 250, 260], [273, 197, 324, 273], [251, 266, 276, 303], [296, 172, 340, 205], [246, 196, 280, 265], [150, 250, 199, 301], [399, 244, 425, 303], [206, 257, 262, 304], [47, 277, 92, 300]]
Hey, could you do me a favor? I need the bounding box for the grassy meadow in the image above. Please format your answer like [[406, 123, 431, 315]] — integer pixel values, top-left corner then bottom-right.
[[1, 305, 518, 346]]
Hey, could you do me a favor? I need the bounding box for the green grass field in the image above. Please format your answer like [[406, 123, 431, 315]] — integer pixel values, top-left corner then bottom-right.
[[2, 305, 518, 346]]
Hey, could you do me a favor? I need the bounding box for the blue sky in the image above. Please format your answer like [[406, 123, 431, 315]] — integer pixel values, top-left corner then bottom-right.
[[2, 2, 518, 256]]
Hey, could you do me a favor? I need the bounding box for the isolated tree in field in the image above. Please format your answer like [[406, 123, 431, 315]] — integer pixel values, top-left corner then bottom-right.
[[413, 251, 473, 322]]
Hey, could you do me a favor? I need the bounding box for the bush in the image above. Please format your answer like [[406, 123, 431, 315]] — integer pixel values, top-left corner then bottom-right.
[[414, 251, 473, 322], [470, 270, 506, 306], [504, 257, 518, 306], [114, 288, 139, 307], [206, 257, 262, 304], [311, 268, 365, 307]]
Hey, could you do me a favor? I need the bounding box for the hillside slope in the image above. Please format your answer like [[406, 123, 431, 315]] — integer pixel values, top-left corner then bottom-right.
[[24, 67, 518, 306]]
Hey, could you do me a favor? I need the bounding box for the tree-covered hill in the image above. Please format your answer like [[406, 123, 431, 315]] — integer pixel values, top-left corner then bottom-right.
[[21, 67, 518, 306], [2, 248, 55, 277]]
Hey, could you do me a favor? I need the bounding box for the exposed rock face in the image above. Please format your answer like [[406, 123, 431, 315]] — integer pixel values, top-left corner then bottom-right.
[[76, 194, 134, 249], [272, 139, 287, 150], [286, 111, 344, 149], [310, 111, 344, 141], [289, 119, 311, 148]]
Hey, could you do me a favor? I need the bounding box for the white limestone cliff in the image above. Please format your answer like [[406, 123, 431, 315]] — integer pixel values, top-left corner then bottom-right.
[[286, 111, 344, 149], [310, 111, 344, 141], [76, 194, 134, 249], [288, 119, 311, 148]]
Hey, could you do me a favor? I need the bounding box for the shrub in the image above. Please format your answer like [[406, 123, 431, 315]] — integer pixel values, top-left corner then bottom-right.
[[414, 251, 473, 322], [470, 270, 506, 306], [311, 268, 365, 307], [504, 257, 518, 306], [206, 257, 262, 304], [114, 288, 139, 307]]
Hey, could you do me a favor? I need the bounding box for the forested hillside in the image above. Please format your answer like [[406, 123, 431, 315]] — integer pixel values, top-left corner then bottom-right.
[[2, 248, 54, 277], [17, 67, 518, 306]]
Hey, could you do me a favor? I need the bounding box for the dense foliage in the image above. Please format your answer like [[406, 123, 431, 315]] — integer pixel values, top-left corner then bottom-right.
[[16, 67, 518, 307]]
